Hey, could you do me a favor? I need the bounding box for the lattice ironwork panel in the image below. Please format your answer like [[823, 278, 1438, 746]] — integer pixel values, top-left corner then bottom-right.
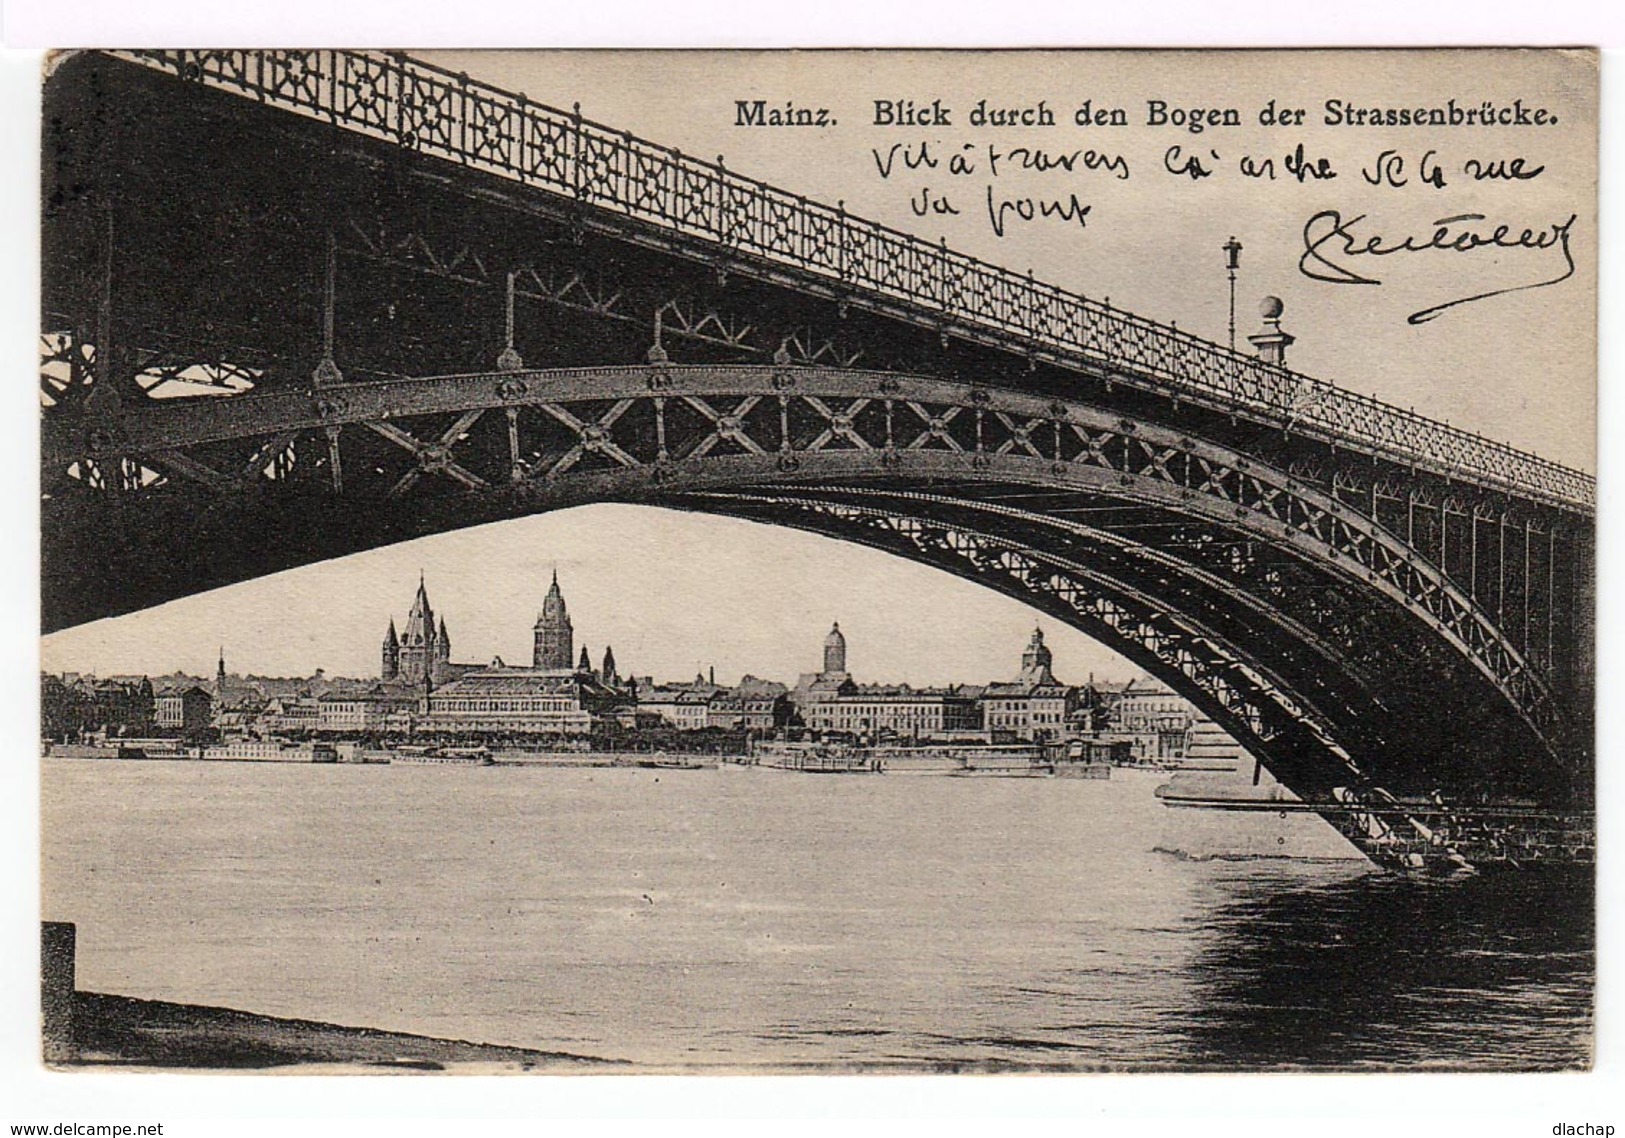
[[104, 48, 1594, 509]]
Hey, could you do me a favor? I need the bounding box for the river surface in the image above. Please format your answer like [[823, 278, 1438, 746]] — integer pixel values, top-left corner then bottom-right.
[[41, 759, 1593, 1071]]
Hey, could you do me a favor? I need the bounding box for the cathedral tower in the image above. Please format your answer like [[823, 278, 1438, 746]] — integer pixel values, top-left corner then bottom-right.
[[398, 574, 437, 684], [534, 569, 575, 670]]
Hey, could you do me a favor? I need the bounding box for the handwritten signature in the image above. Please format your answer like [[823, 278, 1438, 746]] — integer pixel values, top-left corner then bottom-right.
[[1298, 209, 1578, 324]]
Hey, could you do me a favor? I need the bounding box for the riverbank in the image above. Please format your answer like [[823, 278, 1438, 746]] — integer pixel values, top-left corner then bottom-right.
[[57, 990, 622, 1072]]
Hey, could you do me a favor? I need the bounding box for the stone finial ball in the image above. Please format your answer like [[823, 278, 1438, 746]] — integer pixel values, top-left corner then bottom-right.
[[1260, 296, 1285, 319]]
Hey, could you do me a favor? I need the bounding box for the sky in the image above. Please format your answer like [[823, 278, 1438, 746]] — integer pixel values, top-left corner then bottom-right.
[[40, 504, 1138, 687], [39, 48, 1597, 683], [418, 48, 1596, 468]]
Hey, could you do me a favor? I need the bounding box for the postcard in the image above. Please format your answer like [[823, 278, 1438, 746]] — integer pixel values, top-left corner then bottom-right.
[[38, 47, 1596, 1073]]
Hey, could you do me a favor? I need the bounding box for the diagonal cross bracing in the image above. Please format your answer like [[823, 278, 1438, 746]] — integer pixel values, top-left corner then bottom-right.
[[102, 48, 1594, 512]]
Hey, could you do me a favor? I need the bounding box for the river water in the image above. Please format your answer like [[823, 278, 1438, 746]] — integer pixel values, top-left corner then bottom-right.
[[41, 759, 1592, 1071]]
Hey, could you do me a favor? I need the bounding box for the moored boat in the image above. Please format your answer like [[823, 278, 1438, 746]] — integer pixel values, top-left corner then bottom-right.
[[392, 745, 493, 766], [754, 742, 883, 773], [1053, 761, 1112, 780], [1153, 760, 1365, 862], [1152, 717, 1363, 861], [623, 752, 719, 770]]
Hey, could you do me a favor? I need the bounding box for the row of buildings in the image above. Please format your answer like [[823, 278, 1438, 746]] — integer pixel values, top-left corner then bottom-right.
[[43, 573, 1214, 761], [782, 621, 1195, 760]]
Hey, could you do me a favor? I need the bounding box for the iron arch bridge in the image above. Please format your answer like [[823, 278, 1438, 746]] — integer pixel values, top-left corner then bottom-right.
[[41, 50, 1595, 872]]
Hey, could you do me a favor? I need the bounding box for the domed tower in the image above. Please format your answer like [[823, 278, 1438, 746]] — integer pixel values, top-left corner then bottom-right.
[[602, 645, 618, 687], [823, 622, 847, 676], [578, 645, 592, 673], [533, 569, 574, 670], [1019, 626, 1056, 683], [381, 619, 400, 680]]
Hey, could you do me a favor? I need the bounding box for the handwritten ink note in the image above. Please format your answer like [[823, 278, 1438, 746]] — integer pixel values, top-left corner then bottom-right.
[[725, 73, 1587, 330]]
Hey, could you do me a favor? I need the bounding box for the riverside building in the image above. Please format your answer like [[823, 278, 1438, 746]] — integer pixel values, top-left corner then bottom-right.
[[153, 681, 214, 735], [977, 627, 1079, 742], [422, 662, 621, 737], [796, 622, 982, 741]]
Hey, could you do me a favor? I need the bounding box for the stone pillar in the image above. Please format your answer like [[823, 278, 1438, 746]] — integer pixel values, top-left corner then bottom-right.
[[41, 921, 76, 1062], [1247, 296, 1296, 367]]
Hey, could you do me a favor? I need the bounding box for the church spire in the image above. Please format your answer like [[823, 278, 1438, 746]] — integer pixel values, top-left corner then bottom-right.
[[405, 576, 434, 644], [381, 619, 400, 680], [534, 570, 574, 669], [398, 575, 437, 683]]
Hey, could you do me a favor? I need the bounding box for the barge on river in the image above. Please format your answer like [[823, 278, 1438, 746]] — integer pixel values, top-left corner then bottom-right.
[[754, 742, 884, 774]]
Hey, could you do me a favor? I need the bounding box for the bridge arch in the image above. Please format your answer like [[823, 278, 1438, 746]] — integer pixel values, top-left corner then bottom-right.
[[45, 369, 1556, 711], [43, 365, 1582, 866], [42, 49, 1594, 870]]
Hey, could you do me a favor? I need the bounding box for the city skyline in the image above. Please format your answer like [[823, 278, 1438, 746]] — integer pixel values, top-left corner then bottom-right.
[[40, 504, 1144, 688]]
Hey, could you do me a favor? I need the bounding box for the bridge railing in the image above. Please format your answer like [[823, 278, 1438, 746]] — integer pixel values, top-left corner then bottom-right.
[[107, 48, 1595, 512]]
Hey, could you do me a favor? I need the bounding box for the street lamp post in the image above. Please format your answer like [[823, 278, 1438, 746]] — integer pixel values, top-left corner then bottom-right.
[[1223, 236, 1243, 351]]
